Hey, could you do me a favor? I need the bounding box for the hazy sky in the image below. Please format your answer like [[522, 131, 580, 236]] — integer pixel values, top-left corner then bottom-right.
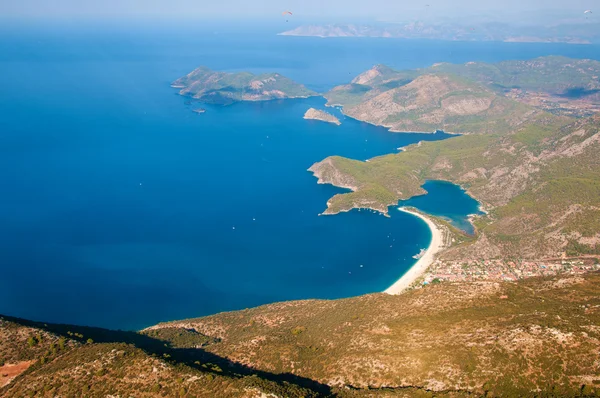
[[1, 0, 594, 20]]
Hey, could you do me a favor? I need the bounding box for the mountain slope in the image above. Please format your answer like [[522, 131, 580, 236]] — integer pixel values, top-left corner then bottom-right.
[[3, 272, 600, 397], [314, 58, 600, 259], [0, 316, 329, 397], [342, 73, 536, 134], [326, 57, 600, 122], [150, 272, 600, 397], [435, 56, 600, 95], [310, 113, 600, 258]]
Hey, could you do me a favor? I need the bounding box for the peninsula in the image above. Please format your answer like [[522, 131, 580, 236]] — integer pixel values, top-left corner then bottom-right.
[[303, 108, 341, 125], [310, 56, 600, 269], [172, 66, 317, 105]]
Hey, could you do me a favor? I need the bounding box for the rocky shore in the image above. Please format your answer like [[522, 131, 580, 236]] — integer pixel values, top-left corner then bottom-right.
[[303, 108, 341, 125]]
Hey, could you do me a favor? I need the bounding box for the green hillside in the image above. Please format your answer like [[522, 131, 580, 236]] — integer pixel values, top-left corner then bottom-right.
[[0, 316, 328, 397], [327, 72, 544, 135], [314, 58, 600, 259], [3, 272, 600, 397], [326, 56, 600, 129], [311, 113, 600, 258], [149, 272, 600, 397], [434, 56, 600, 94]]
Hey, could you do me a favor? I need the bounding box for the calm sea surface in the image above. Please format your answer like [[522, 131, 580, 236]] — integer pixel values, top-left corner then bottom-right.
[[399, 181, 484, 234], [1, 21, 598, 330]]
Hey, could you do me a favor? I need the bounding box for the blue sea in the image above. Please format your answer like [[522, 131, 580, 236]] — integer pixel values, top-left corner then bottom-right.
[[399, 181, 484, 234], [1, 21, 598, 330]]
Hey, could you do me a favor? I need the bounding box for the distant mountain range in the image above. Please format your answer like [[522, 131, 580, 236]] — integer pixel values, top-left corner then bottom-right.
[[279, 22, 600, 44]]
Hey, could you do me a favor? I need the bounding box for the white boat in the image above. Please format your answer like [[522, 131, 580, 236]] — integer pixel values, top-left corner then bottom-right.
[[412, 248, 426, 259]]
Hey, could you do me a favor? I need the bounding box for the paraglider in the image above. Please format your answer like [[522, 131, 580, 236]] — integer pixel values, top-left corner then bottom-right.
[[282, 10, 292, 22], [584, 10, 592, 14]]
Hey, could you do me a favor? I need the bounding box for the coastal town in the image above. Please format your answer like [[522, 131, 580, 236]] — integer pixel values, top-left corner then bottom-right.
[[387, 209, 600, 292], [421, 256, 600, 285]]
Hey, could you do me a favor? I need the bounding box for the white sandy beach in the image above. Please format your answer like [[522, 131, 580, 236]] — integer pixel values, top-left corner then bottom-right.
[[384, 207, 444, 295]]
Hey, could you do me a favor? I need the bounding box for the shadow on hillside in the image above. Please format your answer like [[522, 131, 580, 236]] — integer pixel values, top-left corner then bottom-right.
[[558, 87, 600, 99], [1, 314, 333, 397]]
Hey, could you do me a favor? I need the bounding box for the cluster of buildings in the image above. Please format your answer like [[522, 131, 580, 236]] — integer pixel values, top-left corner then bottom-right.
[[422, 257, 600, 285]]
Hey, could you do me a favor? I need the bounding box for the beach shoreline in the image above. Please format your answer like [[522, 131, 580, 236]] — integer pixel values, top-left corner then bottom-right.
[[384, 207, 444, 295]]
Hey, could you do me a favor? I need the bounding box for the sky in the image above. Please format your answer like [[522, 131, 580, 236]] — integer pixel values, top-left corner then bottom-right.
[[0, 0, 594, 21]]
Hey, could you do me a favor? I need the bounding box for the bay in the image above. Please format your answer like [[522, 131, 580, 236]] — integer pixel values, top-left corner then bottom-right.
[[0, 21, 597, 330]]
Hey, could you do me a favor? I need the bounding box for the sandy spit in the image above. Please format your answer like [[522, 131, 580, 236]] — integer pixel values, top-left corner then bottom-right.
[[384, 207, 444, 294]]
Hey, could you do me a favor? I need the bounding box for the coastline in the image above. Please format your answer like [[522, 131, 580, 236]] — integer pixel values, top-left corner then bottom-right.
[[324, 102, 460, 135], [384, 207, 444, 295], [303, 108, 341, 125]]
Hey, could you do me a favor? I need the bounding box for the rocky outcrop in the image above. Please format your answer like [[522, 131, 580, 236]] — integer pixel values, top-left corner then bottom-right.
[[307, 158, 357, 191], [342, 74, 499, 133], [303, 108, 341, 125]]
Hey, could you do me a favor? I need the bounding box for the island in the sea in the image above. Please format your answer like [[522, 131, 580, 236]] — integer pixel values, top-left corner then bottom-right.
[[172, 66, 317, 105], [279, 22, 600, 44], [303, 108, 341, 125], [192, 108, 206, 114]]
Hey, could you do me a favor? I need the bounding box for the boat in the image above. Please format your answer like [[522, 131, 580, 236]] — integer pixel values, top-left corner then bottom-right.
[[412, 248, 426, 260]]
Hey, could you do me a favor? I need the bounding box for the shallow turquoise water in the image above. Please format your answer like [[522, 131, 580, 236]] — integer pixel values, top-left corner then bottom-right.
[[0, 22, 596, 330], [399, 181, 484, 234]]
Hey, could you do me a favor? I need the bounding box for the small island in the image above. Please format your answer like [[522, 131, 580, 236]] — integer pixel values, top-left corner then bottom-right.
[[192, 108, 206, 114], [172, 66, 317, 105], [303, 108, 341, 125]]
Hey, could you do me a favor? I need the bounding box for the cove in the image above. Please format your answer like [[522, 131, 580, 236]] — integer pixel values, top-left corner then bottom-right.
[[398, 180, 484, 234]]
